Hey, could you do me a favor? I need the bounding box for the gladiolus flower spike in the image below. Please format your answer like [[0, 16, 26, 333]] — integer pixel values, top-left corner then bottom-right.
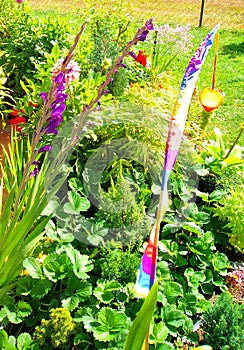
[[30, 19, 154, 177]]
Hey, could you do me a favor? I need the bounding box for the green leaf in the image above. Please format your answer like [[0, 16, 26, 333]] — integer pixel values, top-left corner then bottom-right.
[[182, 222, 203, 235], [0, 329, 9, 347], [93, 308, 127, 341], [150, 323, 169, 343], [30, 279, 53, 299], [209, 189, 226, 201], [17, 333, 32, 350], [161, 304, 186, 328], [64, 191, 90, 214], [163, 282, 183, 302], [64, 246, 93, 279], [124, 282, 158, 350], [6, 301, 32, 324], [22, 258, 43, 279], [94, 280, 122, 303], [82, 314, 100, 333], [61, 295, 80, 311], [76, 282, 92, 301], [43, 253, 71, 281], [211, 252, 229, 274]]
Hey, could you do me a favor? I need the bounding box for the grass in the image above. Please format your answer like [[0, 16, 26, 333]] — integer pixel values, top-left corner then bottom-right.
[[172, 27, 244, 146], [28, 0, 244, 146], [29, 0, 244, 30]]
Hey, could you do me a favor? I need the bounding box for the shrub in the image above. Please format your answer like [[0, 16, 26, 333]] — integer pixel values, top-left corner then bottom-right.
[[34, 308, 75, 349], [201, 292, 244, 350]]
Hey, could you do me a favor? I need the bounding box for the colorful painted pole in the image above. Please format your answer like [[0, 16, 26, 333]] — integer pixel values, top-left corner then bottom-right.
[[135, 24, 220, 348]]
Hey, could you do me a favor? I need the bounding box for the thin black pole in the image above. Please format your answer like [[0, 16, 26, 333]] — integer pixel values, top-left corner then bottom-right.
[[199, 0, 205, 27]]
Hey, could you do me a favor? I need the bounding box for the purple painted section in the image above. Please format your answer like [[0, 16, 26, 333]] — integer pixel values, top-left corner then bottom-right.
[[164, 149, 178, 170], [142, 253, 156, 276]]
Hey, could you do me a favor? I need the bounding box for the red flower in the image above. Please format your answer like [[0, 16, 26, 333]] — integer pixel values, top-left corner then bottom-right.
[[10, 108, 19, 117], [136, 51, 147, 67], [28, 101, 38, 108], [10, 116, 26, 132], [10, 108, 25, 117]]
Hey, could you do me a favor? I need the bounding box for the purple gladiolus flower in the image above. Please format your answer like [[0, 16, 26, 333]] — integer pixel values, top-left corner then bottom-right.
[[30, 161, 40, 177], [138, 30, 149, 42], [117, 62, 127, 68], [40, 92, 47, 102], [145, 18, 154, 31], [38, 145, 52, 153], [128, 51, 137, 59], [51, 103, 66, 116], [55, 72, 65, 84], [137, 18, 154, 42]]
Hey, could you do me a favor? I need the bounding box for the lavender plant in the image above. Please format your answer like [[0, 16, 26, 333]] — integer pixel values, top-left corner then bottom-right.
[[0, 18, 154, 300]]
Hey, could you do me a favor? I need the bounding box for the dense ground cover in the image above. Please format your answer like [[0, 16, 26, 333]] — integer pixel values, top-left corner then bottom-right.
[[0, 1, 243, 349]]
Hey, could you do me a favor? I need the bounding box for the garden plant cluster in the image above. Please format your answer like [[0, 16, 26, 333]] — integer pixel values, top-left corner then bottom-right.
[[0, 0, 243, 349]]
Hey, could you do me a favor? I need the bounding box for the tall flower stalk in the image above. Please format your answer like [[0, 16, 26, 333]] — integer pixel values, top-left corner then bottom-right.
[[0, 18, 154, 299]]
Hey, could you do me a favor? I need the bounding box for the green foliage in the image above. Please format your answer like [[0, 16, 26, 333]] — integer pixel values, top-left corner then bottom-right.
[[0, 64, 14, 124], [196, 128, 244, 178], [201, 292, 244, 350], [99, 246, 141, 284], [0, 132, 50, 300], [34, 308, 75, 349], [0, 7, 73, 95], [0, 329, 33, 350], [214, 184, 244, 252], [124, 282, 158, 350]]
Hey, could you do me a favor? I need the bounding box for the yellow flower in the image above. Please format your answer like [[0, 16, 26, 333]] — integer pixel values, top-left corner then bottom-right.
[[199, 87, 224, 112]]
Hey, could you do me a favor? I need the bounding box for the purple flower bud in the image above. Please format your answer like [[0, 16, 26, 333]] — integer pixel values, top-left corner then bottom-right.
[[32, 160, 41, 166], [117, 63, 127, 68], [38, 145, 52, 153], [128, 51, 137, 59], [145, 18, 154, 31], [30, 168, 39, 177], [30, 161, 40, 177], [40, 92, 47, 102], [102, 89, 110, 95], [51, 103, 66, 116], [139, 30, 149, 42], [55, 72, 65, 84], [16, 0, 24, 3]]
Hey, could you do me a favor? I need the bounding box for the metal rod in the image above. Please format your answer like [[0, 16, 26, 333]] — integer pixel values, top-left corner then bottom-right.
[[199, 0, 205, 27]]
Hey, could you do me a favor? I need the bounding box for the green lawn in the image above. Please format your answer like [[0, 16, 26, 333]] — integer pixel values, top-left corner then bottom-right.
[[172, 27, 244, 146]]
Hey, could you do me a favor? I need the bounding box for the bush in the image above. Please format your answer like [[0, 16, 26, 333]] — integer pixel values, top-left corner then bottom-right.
[[201, 292, 244, 350]]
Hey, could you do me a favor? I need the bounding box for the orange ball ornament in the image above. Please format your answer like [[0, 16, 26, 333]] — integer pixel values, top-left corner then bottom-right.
[[199, 87, 224, 112]]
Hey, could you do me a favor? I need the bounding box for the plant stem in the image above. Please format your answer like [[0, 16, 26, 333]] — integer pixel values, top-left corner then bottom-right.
[[224, 123, 244, 159]]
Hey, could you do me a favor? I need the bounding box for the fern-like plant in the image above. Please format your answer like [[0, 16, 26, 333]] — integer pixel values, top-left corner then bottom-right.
[[201, 292, 244, 350]]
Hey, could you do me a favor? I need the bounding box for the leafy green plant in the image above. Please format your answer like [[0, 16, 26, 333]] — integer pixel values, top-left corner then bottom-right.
[[0, 329, 33, 350], [214, 183, 244, 252], [0, 7, 73, 95], [196, 127, 244, 179], [0, 63, 14, 125], [34, 308, 75, 349], [124, 281, 158, 350], [201, 292, 244, 350]]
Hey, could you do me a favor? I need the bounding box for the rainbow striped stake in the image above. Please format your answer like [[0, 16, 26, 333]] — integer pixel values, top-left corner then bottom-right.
[[135, 24, 220, 349]]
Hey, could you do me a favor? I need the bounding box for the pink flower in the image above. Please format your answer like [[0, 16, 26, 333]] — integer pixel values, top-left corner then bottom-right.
[[51, 59, 81, 86], [16, 0, 24, 3], [226, 271, 242, 287]]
